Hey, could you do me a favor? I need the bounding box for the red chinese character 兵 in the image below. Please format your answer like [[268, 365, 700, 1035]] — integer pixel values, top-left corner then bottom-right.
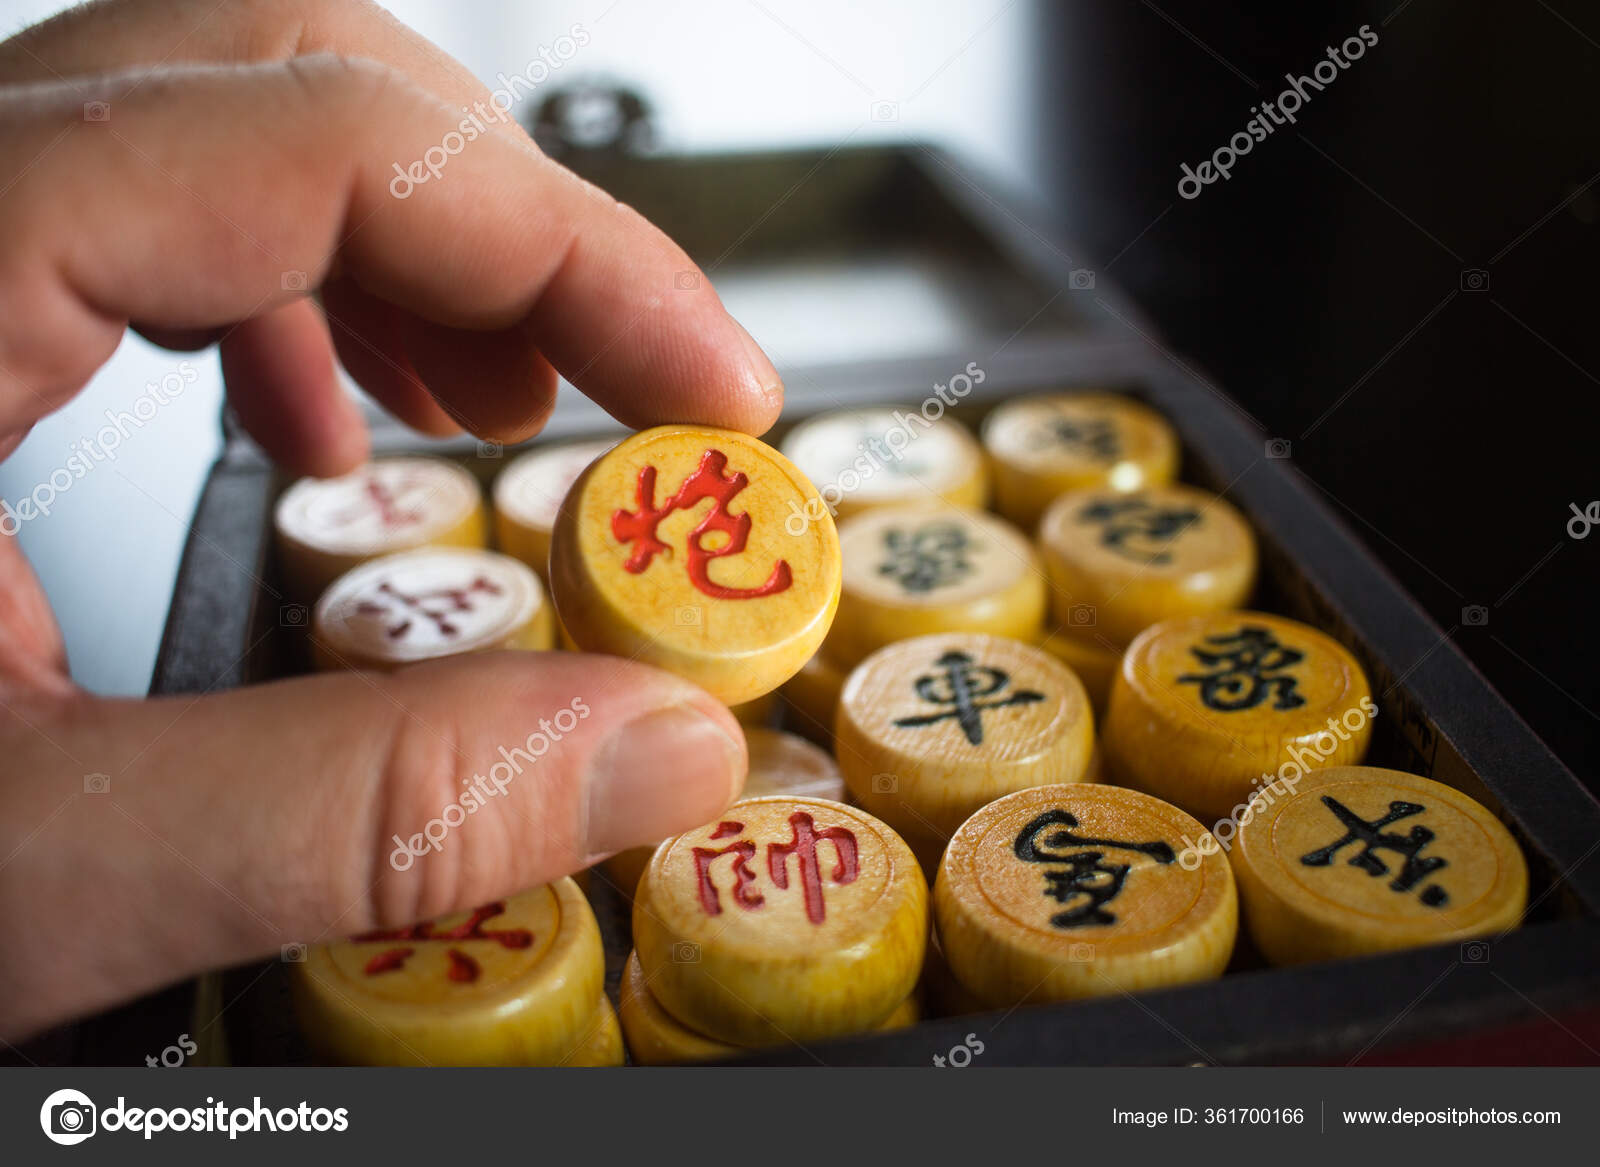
[[354, 575, 503, 640], [691, 813, 859, 925], [611, 449, 793, 600], [353, 901, 533, 982]]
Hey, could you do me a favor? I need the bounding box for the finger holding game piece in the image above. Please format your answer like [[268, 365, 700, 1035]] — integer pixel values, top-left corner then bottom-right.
[[618, 950, 919, 1064], [827, 505, 1046, 668], [935, 784, 1237, 1006], [633, 796, 926, 1046], [311, 548, 554, 670], [275, 455, 486, 601], [1231, 766, 1528, 966], [836, 634, 1094, 863], [290, 880, 606, 1066], [982, 392, 1179, 530], [492, 438, 617, 581], [779, 406, 988, 520], [549, 425, 841, 705], [1104, 611, 1375, 826], [602, 728, 846, 899], [1038, 484, 1257, 647]]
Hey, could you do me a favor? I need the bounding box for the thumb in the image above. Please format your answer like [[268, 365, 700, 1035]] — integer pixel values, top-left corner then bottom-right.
[[0, 652, 745, 1041]]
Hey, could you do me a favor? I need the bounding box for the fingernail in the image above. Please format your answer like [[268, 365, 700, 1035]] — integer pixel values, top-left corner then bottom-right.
[[584, 704, 744, 862], [731, 318, 783, 405]]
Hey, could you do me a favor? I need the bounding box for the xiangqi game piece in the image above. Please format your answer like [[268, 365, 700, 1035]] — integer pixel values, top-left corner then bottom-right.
[[1104, 611, 1375, 826], [549, 425, 841, 704], [602, 727, 847, 900], [290, 880, 606, 1066], [779, 406, 988, 521], [982, 392, 1179, 530], [492, 438, 616, 581], [632, 796, 926, 1046], [618, 950, 918, 1065], [1232, 766, 1528, 966], [780, 650, 850, 747], [1038, 484, 1257, 647], [275, 455, 486, 601], [312, 548, 554, 671], [562, 998, 626, 1067], [827, 505, 1046, 668], [835, 634, 1094, 869], [935, 784, 1237, 1006], [1037, 625, 1122, 716]]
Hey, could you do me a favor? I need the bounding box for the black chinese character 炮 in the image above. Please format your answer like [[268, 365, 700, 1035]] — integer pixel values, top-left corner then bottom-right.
[[1077, 497, 1201, 565]]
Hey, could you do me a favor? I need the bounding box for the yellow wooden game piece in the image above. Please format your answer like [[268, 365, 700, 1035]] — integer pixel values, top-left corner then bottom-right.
[[602, 728, 847, 900], [730, 690, 778, 728], [780, 650, 850, 746], [934, 784, 1237, 1006], [836, 633, 1094, 860], [1037, 484, 1257, 647], [1103, 611, 1375, 827], [311, 548, 554, 671], [492, 438, 616, 581], [275, 455, 486, 601], [779, 406, 988, 521], [290, 879, 605, 1066], [920, 921, 987, 1017], [549, 425, 841, 705], [827, 505, 1046, 668], [1037, 625, 1123, 717], [561, 997, 626, 1067], [618, 950, 919, 1064], [1231, 766, 1528, 966], [633, 796, 926, 1046], [981, 392, 1179, 530]]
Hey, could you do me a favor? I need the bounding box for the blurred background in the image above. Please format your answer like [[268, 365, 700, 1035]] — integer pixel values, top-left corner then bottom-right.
[[1, 0, 1595, 796]]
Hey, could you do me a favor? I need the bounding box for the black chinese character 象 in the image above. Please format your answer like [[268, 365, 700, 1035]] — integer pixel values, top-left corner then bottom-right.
[[892, 650, 1045, 746], [1077, 497, 1202, 564], [877, 522, 974, 594], [1299, 796, 1449, 907], [1025, 414, 1122, 460], [1177, 625, 1308, 712], [1013, 809, 1176, 928]]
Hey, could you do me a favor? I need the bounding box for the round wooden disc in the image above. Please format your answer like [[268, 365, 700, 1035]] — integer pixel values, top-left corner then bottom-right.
[[779, 406, 988, 520], [935, 784, 1236, 1006], [561, 997, 626, 1067], [1036, 626, 1124, 718], [549, 425, 841, 704], [633, 796, 927, 1046], [836, 633, 1094, 853], [492, 438, 617, 581], [1038, 484, 1257, 647], [981, 392, 1179, 530], [275, 456, 486, 601], [312, 548, 553, 670], [290, 879, 604, 1066], [618, 949, 919, 1064], [828, 505, 1046, 667], [1232, 766, 1528, 966], [1104, 611, 1375, 827]]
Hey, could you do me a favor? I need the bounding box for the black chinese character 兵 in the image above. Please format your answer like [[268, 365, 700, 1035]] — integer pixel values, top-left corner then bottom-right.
[[1177, 624, 1308, 712], [877, 522, 974, 594], [892, 650, 1045, 746], [1077, 497, 1201, 564], [1025, 414, 1122, 460], [1299, 796, 1449, 907], [1013, 809, 1176, 928]]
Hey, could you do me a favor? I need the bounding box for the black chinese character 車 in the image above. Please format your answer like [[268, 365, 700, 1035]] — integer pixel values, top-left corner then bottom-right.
[[892, 650, 1045, 746]]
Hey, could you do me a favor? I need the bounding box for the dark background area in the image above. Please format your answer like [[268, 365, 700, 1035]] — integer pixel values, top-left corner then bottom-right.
[[1038, 0, 1598, 795]]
